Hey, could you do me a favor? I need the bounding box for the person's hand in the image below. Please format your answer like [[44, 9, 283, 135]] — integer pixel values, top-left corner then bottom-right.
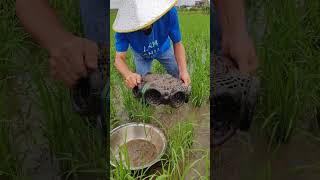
[[221, 31, 258, 74], [49, 35, 98, 87], [180, 71, 191, 86], [125, 73, 142, 89]]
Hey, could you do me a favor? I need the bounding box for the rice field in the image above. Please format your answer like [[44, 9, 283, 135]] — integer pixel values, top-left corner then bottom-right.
[[110, 10, 210, 179]]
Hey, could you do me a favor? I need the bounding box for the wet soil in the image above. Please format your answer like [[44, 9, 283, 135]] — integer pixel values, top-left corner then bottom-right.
[[7, 70, 61, 180], [147, 104, 210, 179], [120, 139, 158, 167], [213, 129, 320, 180]]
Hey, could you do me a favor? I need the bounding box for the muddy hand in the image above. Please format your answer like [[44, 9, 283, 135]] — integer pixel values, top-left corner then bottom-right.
[[50, 35, 98, 87], [125, 73, 142, 89], [180, 71, 191, 86]]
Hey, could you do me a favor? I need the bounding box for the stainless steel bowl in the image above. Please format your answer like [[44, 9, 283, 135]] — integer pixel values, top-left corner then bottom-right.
[[110, 123, 167, 170]]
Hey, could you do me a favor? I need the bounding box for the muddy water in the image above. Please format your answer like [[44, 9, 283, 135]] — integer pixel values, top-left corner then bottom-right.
[[213, 130, 320, 180], [120, 139, 158, 167]]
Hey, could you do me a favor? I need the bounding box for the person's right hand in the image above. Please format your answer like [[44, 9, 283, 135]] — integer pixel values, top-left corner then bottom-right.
[[49, 35, 98, 87], [221, 30, 258, 75], [125, 73, 142, 89]]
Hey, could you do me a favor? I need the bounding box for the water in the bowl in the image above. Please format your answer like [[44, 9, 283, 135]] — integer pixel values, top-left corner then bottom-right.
[[120, 139, 157, 167]]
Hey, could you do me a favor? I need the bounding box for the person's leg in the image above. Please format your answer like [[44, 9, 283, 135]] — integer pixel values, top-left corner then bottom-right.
[[133, 51, 153, 76], [156, 47, 180, 78]]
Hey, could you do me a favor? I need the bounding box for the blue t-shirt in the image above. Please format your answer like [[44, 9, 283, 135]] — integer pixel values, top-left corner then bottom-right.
[[115, 7, 182, 59]]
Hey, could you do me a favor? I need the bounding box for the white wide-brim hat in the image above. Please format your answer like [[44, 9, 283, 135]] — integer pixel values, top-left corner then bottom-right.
[[113, 0, 178, 33]]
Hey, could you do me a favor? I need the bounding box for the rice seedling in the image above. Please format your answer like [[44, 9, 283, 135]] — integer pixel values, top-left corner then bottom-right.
[[213, 0, 320, 179], [0, 78, 29, 179], [1, 0, 108, 179], [247, 0, 320, 145], [31, 67, 106, 179], [175, 12, 210, 107]]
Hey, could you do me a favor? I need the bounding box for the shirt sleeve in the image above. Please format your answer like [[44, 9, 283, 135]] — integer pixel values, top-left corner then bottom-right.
[[115, 32, 129, 52], [168, 7, 182, 44]]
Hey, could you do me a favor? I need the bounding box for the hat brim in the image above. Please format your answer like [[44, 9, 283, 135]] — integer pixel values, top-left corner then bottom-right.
[[113, 0, 178, 33]]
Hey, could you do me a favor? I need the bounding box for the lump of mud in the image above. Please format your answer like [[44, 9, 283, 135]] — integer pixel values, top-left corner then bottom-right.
[[211, 55, 260, 146], [133, 74, 191, 108], [70, 43, 109, 117]]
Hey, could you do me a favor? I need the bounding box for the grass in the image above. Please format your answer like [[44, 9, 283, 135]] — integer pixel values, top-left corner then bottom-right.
[[0, 79, 23, 179], [212, 1, 320, 179], [246, 0, 320, 145], [1, 0, 107, 179], [0, 1, 27, 179], [31, 67, 106, 179], [110, 9, 210, 179]]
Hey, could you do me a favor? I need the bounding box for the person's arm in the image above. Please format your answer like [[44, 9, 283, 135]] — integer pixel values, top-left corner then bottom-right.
[[215, 0, 258, 74], [215, 0, 247, 37], [169, 8, 191, 85], [114, 52, 141, 89], [173, 42, 190, 85], [16, 0, 98, 87], [16, 0, 71, 52], [113, 33, 141, 89]]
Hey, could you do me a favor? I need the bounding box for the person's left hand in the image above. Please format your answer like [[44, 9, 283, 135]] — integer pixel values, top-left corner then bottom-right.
[[180, 71, 191, 86]]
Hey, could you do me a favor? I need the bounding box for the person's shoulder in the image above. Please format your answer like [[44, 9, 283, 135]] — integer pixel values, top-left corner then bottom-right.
[[168, 6, 178, 15]]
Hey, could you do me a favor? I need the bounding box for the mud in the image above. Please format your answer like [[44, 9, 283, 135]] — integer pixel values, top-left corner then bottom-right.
[[7, 68, 61, 180], [121, 139, 158, 167], [213, 129, 320, 180]]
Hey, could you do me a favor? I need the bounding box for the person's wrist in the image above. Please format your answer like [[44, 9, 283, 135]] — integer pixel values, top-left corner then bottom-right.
[[179, 68, 188, 75], [124, 71, 134, 80]]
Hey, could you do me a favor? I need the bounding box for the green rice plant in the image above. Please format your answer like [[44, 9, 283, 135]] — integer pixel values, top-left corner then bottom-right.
[[150, 121, 195, 179], [153, 120, 210, 180], [178, 12, 210, 107], [254, 0, 320, 145], [188, 45, 210, 107], [31, 67, 106, 179], [0, 79, 28, 180], [119, 82, 154, 123]]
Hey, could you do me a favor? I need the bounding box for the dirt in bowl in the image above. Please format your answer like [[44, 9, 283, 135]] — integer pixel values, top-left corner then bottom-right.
[[120, 139, 158, 167]]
